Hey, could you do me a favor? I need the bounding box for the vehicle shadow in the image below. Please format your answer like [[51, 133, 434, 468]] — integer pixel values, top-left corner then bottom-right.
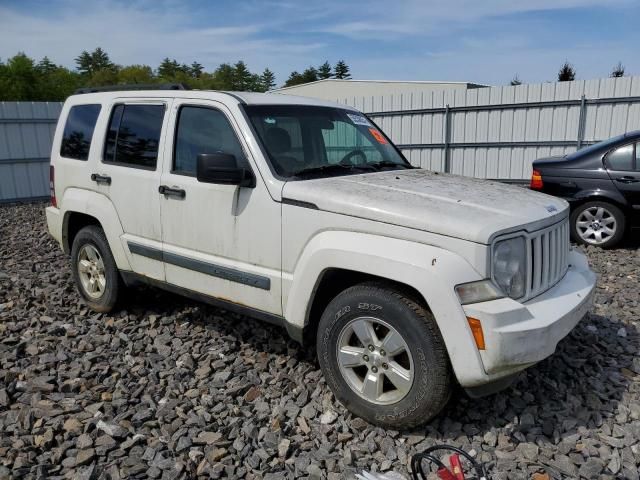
[[124, 283, 637, 447], [409, 310, 638, 450]]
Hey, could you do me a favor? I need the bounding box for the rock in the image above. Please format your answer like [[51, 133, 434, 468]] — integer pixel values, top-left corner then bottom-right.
[[320, 410, 338, 425], [278, 439, 290, 458], [578, 458, 604, 479], [63, 417, 83, 433], [194, 431, 223, 445], [75, 448, 96, 466], [96, 420, 128, 438], [243, 386, 261, 402], [76, 434, 93, 449]]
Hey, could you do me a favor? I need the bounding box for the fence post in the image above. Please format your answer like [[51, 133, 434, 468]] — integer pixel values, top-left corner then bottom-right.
[[576, 94, 587, 149], [444, 104, 451, 173]]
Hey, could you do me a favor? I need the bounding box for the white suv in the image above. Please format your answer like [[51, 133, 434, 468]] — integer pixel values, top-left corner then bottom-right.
[[46, 86, 596, 428]]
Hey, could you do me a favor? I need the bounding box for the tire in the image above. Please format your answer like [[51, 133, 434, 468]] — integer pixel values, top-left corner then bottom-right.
[[70, 225, 122, 312], [316, 283, 452, 429], [570, 201, 625, 248]]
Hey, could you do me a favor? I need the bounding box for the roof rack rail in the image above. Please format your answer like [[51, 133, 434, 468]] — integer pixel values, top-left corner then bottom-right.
[[74, 83, 190, 94]]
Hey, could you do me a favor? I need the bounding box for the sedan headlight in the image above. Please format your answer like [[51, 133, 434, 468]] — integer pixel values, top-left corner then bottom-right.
[[492, 236, 526, 299]]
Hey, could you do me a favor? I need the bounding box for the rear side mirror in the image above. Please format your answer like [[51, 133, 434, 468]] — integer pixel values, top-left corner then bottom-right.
[[196, 153, 255, 187]]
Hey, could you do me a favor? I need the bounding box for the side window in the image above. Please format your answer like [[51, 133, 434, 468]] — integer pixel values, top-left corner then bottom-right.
[[173, 106, 245, 176], [104, 104, 164, 169], [60, 104, 101, 160], [606, 143, 634, 171]]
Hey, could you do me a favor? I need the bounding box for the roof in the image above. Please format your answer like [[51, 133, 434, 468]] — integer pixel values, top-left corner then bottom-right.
[[67, 89, 356, 110], [273, 78, 490, 92]]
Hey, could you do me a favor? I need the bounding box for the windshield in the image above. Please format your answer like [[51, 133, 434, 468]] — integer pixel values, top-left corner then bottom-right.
[[245, 105, 410, 179], [567, 133, 627, 160]]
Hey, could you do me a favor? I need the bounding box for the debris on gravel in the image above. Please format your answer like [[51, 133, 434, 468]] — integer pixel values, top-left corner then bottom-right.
[[1, 202, 640, 479]]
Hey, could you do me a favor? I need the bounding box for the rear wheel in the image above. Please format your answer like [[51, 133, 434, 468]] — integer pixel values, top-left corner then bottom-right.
[[570, 201, 625, 248], [316, 283, 452, 429], [70, 225, 122, 312]]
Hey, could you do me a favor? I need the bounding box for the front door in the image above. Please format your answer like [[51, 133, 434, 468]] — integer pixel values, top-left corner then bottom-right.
[[95, 99, 171, 281], [605, 141, 640, 208], [158, 99, 282, 315]]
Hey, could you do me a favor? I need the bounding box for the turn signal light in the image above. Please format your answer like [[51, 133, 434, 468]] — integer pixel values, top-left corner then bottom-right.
[[530, 169, 543, 190], [467, 317, 485, 350]]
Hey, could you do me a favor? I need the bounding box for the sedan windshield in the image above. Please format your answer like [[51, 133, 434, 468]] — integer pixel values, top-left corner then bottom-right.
[[244, 105, 410, 179]]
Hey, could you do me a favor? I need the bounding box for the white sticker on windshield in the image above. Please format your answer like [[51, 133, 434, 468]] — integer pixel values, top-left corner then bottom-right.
[[347, 113, 371, 126]]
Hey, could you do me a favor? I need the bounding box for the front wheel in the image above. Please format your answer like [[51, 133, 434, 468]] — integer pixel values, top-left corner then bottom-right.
[[570, 201, 625, 248], [316, 283, 452, 429]]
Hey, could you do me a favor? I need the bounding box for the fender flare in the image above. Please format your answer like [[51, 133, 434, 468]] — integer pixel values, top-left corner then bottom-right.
[[572, 189, 627, 208], [60, 188, 131, 271], [284, 230, 488, 384]]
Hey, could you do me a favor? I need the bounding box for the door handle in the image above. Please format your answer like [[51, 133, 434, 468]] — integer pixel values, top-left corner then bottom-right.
[[615, 176, 639, 184], [90, 173, 112, 185], [159, 185, 186, 199]]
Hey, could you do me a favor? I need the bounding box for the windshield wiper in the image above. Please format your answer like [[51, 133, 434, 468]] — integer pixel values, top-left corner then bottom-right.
[[292, 164, 376, 178], [368, 161, 413, 170]]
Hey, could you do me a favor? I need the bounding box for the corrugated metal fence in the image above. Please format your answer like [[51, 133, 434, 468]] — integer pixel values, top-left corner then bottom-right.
[[0, 101, 62, 203], [340, 76, 640, 180], [3, 76, 640, 202]]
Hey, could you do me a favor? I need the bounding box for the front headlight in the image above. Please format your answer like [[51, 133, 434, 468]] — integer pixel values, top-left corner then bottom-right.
[[492, 236, 527, 299]]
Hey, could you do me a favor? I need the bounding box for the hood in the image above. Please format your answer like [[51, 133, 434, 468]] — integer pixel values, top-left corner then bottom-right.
[[282, 169, 568, 244]]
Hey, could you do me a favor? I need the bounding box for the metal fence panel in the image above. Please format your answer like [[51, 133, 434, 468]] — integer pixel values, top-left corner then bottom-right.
[[0, 101, 62, 203], [332, 76, 640, 180]]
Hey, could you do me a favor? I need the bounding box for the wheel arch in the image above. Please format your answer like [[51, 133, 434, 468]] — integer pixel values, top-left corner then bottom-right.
[[301, 268, 426, 348], [283, 231, 488, 385], [60, 188, 131, 270]]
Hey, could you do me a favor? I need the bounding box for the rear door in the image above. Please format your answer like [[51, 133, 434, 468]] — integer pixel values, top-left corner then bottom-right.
[[94, 99, 171, 281], [605, 141, 640, 208]]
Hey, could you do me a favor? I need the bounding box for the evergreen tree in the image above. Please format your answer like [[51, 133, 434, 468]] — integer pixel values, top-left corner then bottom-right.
[[284, 71, 304, 87], [36, 56, 58, 75], [259, 68, 276, 91], [190, 61, 204, 78], [611, 62, 625, 78], [318, 61, 332, 80], [75, 48, 114, 76], [557, 61, 576, 82], [158, 58, 181, 78], [334, 60, 351, 79]]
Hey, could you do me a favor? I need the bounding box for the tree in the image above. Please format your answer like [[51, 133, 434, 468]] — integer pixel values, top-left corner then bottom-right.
[[611, 61, 625, 78], [190, 61, 204, 78], [75, 47, 114, 76], [158, 58, 182, 79], [557, 61, 576, 82], [0, 53, 38, 100], [36, 56, 57, 75], [334, 60, 351, 79], [510, 75, 522, 86], [284, 71, 304, 87], [318, 61, 332, 80], [117, 65, 155, 84], [259, 68, 276, 91]]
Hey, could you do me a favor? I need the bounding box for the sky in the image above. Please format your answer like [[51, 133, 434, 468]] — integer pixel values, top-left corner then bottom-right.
[[0, 0, 639, 87]]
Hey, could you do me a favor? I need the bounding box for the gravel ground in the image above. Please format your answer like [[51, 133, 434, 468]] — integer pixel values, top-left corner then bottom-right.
[[1, 202, 640, 480]]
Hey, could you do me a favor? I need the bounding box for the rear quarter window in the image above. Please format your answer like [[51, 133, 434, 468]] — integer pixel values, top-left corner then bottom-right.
[[60, 104, 102, 160], [605, 143, 635, 171]]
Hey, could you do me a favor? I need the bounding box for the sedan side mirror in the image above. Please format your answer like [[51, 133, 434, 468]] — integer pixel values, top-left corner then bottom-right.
[[196, 153, 255, 188]]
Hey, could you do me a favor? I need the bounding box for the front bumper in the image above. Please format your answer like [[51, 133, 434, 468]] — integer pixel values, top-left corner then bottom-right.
[[461, 249, 596, 387]]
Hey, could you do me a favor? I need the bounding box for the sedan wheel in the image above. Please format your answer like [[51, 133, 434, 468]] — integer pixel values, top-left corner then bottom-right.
[[576, 206, 616, 245], [570, 201, 625, 248]]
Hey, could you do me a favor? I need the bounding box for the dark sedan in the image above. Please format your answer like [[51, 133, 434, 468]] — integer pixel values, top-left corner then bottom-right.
[[531, 130, 640, 248]]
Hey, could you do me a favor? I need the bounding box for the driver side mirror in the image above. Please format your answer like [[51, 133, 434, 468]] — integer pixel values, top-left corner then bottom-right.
[[196, 153, 255, 188]]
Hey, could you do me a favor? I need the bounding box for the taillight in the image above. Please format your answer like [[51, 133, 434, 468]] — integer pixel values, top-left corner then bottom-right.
[[49, 165, 57, 207], [530, 169, 543, 190]]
